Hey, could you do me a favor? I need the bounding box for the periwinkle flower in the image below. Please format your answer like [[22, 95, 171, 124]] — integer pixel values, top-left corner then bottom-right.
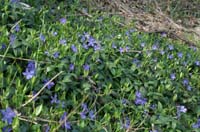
[[83, 64, 90, 71], [182, 78, 189, 86], [192, 119, 200, 128], [39, 33, 46, 42], [177, 105, 187, 117], [112, 43, 117, 49], [60, 18, 67, 24], [1, 107, 16, 125], [177, 52, 183, 58], [69, 64, 75, 71], [161, 32, 167, 37], [187, 85, 192, 91], [80, 103, 88, 119], [122, 117, 130, 129], [167, 54, 173, 60], [88, 37, 96, 47], [59, 39, 67, 45], [80, 112, 87, 119], [59, 112, 71, 130], [121, 98, 128, 105], [53, 52, 59, 58], [51, 94, 60, 104], [2, 126, 12, 132], [94, 45, 101, 51], [9, 34, 16, 45], [125, 46, 130, 52], [134, 91, 147, 105], [170, 73, 176, 80], [82, 43, 89, 49], [1, 44, 6, 50], [195, 61, 200, 66], [160, 50, 165, 55], [150, 130, 158, 132], [52, 32, 57, 36], [168, 45, 174, 50], [152, 45, 158, 50], [43, 79, 55, 89], [14, 24, 20, 32], [140, 42, 145, 47], [23, 61, 36, 80], [119, 47, 124, 53], [10, 0, 19, 3], [89, 110, 95, 120], [71, 44, 77, 53]]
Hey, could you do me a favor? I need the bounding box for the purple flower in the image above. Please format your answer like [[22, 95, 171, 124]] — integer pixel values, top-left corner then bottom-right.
[[23, 61, 36, 80], [177, 52, 183, 58], [125, 46, 130, 52], [134, 91, 147, 105], [60, 18, 67, 24], [89, 110, 95, 120], [81, 103, 88, 112], [51, 94, 60, 104], [122, 117, 130, 129], [69, 64, 75, 71], [53, 52, 59, 58], [119, 47, 124, 53], [192, 119, 200, 128], [150, 130, 158, 132], [170, 73, 176, 80], [112, 43, 117, 49], [177, 105, 187, 117], [2, 126, 12, 132], [43, 79, 55, 89], [182, 78, 189, 86], [71, 44, 77, 53], [39, 33, 46, 42], [80, 111, 87, 119], [82, 43, 89, 49], [83, 64, 90, 71], [121, 98, 128, 105], [52, 32, 57, 36], [160, 50, 165, 55], [161, 32, 167, 37], [1, 44, 6, 50], [167, 54, 173, 60], [44, 125, 50, 132], [9, 34, 16, 45], [168, 45, 174, 50], [10, 0, 19, 3], [152, 45, 158, 50], [1, 107, 16, 124], [59, 112, 71, 130], [140, 42, 145, 47], [23, 69, 35, 80], [88, 37, 96, 47], [187, 85, 192, 91], [94, 45, 101, 51], [59, 39, 67, 45], [14, 24, 20, 32], [195, 61, 200, 66]]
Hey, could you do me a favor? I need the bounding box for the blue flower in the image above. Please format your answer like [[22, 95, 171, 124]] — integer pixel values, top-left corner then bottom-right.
[[160, 50, 165, 55], [53, 52, 60, 58], [83, 64, 90, 71], [192, 119, 200, 128], [195, 61, 200, 66], [71, 44, 77, 53], [23, 61, 36, 80], [182, 78, 189, 86], [168, 45, 174, 50], [170, 73, 176, 80], [2, 126, 12, 132], [150, 130, 158, 132], [167, 54, 173, 60], [43, 79, 55, 89], [94, 45, 101, 51], [82, 43, 89, 49], [134, 91, 147, 105], [10, 0, 19, 3], [59, 39, 67, 45], [23, 69, 35, 80], [177, 52, 183, 58], [177, 105, 187, 117], [80, 103, 88, 119], [14, 24, 20, 32], [60, 18, 67, 24], [119, 47, 124, 53], [51, 94, 60, 104], [112, 43, 117, 49], [44, 125, 50, 132], [1, 44, 6, 50], [9, 34, 16, 45], [59, 112, 71, 130], [1, 107, 16, 125], [140, 42, 145, 47], [39, 33, 46, 42], [69, 64, 75, 71], [121, 117, 130, 129], [52, 32, 58, 36], [80, 111, 87, 119], [89, 110, 95, 120], [152, 45, 158, 50]]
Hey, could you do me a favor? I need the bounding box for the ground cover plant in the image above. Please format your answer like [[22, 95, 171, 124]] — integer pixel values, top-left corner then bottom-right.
[[1, 0, 200, 132]]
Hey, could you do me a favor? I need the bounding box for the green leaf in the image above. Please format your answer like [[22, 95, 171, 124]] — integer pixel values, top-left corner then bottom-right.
[[35, 104, 43, 116]]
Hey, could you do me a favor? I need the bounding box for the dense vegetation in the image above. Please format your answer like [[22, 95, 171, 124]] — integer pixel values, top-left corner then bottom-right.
[[1, 1, 200, 132]]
